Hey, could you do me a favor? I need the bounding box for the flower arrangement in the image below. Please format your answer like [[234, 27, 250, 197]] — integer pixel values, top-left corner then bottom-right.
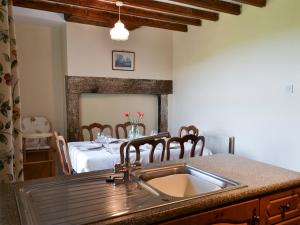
[[123, 111, 144, 125]]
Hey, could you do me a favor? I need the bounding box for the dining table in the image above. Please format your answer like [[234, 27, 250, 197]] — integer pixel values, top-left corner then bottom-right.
[[68, 137, 213, 173]]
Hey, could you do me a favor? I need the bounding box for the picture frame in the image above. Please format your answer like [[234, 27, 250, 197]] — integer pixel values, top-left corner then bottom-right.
[[112, 50, 135, 71]]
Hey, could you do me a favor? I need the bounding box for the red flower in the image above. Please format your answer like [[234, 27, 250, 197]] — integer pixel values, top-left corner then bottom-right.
[[4, 73, 12, 85], [123, 112, 130, 117], [136, 112, 144, 117]]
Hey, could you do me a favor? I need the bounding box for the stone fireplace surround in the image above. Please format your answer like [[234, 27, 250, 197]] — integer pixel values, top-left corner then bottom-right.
[[66, 76, 173, 141]]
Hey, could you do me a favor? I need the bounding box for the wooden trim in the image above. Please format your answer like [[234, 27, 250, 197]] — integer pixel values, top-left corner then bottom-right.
[[66, 76, 172, 141]]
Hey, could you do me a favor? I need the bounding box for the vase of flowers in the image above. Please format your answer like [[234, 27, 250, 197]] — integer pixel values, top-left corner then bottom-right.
[[123, 111, 144, 139]]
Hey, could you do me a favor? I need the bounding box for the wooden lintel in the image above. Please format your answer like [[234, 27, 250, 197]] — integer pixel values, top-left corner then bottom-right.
[[66, 76, 172, 141], [169, 0, 241, 15]]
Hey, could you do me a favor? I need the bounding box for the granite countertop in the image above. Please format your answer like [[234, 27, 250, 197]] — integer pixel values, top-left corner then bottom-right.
[[1, 154, 300, 225]]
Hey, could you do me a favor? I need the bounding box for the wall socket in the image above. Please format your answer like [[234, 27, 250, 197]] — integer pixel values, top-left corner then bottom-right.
[[286, 84, 294, 94]]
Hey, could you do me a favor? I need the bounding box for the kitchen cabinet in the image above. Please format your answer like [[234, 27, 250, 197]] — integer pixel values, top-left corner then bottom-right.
[[160, 187, 300, 225], [260, 187, 300, 224], [160, 199, 260, 225]]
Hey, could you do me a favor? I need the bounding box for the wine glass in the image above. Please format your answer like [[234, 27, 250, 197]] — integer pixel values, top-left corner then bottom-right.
[[150, 130, 158, 136], [104, 135, 112, 148], [95, 132, 102, 143]]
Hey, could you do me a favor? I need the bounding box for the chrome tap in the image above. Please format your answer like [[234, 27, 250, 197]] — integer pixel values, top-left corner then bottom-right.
[[112, 132, 170, 184]]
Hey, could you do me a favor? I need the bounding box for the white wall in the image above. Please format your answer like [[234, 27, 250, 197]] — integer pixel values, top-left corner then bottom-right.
[[15, 8, 173, 136], [65, 22, 172, 80], [172, 0, 300, 171], [80, 94, 158, 137], [15, 16, 66, 134], [65, 23, 173, 132]]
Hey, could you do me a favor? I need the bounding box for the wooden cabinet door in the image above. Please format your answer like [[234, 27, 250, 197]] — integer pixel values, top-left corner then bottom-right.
[[275, 216, 300, 225], [159, 199, 260, 225], [260, 188, 300, 225]]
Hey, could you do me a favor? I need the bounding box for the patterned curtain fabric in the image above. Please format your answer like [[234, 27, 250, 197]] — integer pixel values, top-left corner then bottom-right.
[[0, 0, 23, 183]]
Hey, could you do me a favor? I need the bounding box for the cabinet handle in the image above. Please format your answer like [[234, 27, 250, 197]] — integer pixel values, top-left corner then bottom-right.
[[279, 202, 291, 213], [252, 215, 260, 225]]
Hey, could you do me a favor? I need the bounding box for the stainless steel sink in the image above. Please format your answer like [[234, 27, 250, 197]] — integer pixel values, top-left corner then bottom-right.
[[134, 164, 245, 198]]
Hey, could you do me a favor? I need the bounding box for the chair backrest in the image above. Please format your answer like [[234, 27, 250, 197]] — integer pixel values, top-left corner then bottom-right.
[[119, 141, 129, 164], [120, 138, 165, 164], [22, 116, 52, 133], [165, 134, 205, 161], [79, 123, 113, 141], [54, 131, 72, 176], [126, 138, 166, 163], [115, 122, 146, 139], [178, 125, 199, 137]]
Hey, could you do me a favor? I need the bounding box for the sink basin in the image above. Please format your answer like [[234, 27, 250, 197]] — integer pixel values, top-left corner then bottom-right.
[[135, 164, 244, 198]]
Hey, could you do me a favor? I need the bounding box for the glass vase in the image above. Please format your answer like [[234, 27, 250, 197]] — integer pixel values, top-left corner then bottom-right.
[[128, 124, 139, 139]]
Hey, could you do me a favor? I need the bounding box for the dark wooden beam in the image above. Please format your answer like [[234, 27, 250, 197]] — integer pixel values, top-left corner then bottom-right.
[[232, 0, 266, 7], [64, 14, 140, 31], [169, 0, 241, 15], [13, 0, 189, 32], [47, 0, 202, 25], [70, 12, 189, 32], [117, 0, 219, 21]]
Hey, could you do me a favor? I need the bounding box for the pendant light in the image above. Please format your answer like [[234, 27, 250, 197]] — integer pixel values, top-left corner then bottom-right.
[[110, 1, 129, 41]]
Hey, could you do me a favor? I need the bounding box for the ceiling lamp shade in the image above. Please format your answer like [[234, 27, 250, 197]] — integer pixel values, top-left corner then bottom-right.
[[110, 21, 129, 41], [110, 1, 129, 41]]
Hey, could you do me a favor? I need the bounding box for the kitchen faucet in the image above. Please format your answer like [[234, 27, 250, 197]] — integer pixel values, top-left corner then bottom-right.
[[111, 132, 170, 184]]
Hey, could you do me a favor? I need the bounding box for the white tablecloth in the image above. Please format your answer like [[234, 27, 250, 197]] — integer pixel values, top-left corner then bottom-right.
[[68, 139, 213, 173]]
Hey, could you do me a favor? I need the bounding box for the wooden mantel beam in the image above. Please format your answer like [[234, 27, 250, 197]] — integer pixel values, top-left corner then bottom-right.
[[169, 0, 241, 15], [46, 0, 202, 26], [232, 0, 266, 7], [13, 0, 188, 32]]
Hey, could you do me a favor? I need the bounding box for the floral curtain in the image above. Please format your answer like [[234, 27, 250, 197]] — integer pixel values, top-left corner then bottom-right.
[[0, 0, 23, 183]]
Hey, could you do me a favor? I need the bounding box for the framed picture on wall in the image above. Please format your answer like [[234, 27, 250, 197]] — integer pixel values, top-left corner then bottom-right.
[[112, 50, 135, 71]]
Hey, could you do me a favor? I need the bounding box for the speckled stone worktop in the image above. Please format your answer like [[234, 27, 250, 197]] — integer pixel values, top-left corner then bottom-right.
[[1, 154, 300, 225]]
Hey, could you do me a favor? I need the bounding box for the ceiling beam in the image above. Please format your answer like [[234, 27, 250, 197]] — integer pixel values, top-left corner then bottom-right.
[[231, 0, 266, 7], [13, 0, 189, 32], [115, 0, 219, 21], [46, 0, 202, 26], [70, 10, 189, 32], [64, 14, 140, 31], [169, 0, 241, 15]]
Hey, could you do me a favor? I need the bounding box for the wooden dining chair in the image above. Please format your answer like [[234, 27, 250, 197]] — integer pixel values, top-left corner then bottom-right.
[[164, 134, 205, 161], [54, 131, 73, 176], [115, 122, 146, 139], [178, 125, 199, 137], [120, 138, 166, 164], [79, 123, 113, 141]]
